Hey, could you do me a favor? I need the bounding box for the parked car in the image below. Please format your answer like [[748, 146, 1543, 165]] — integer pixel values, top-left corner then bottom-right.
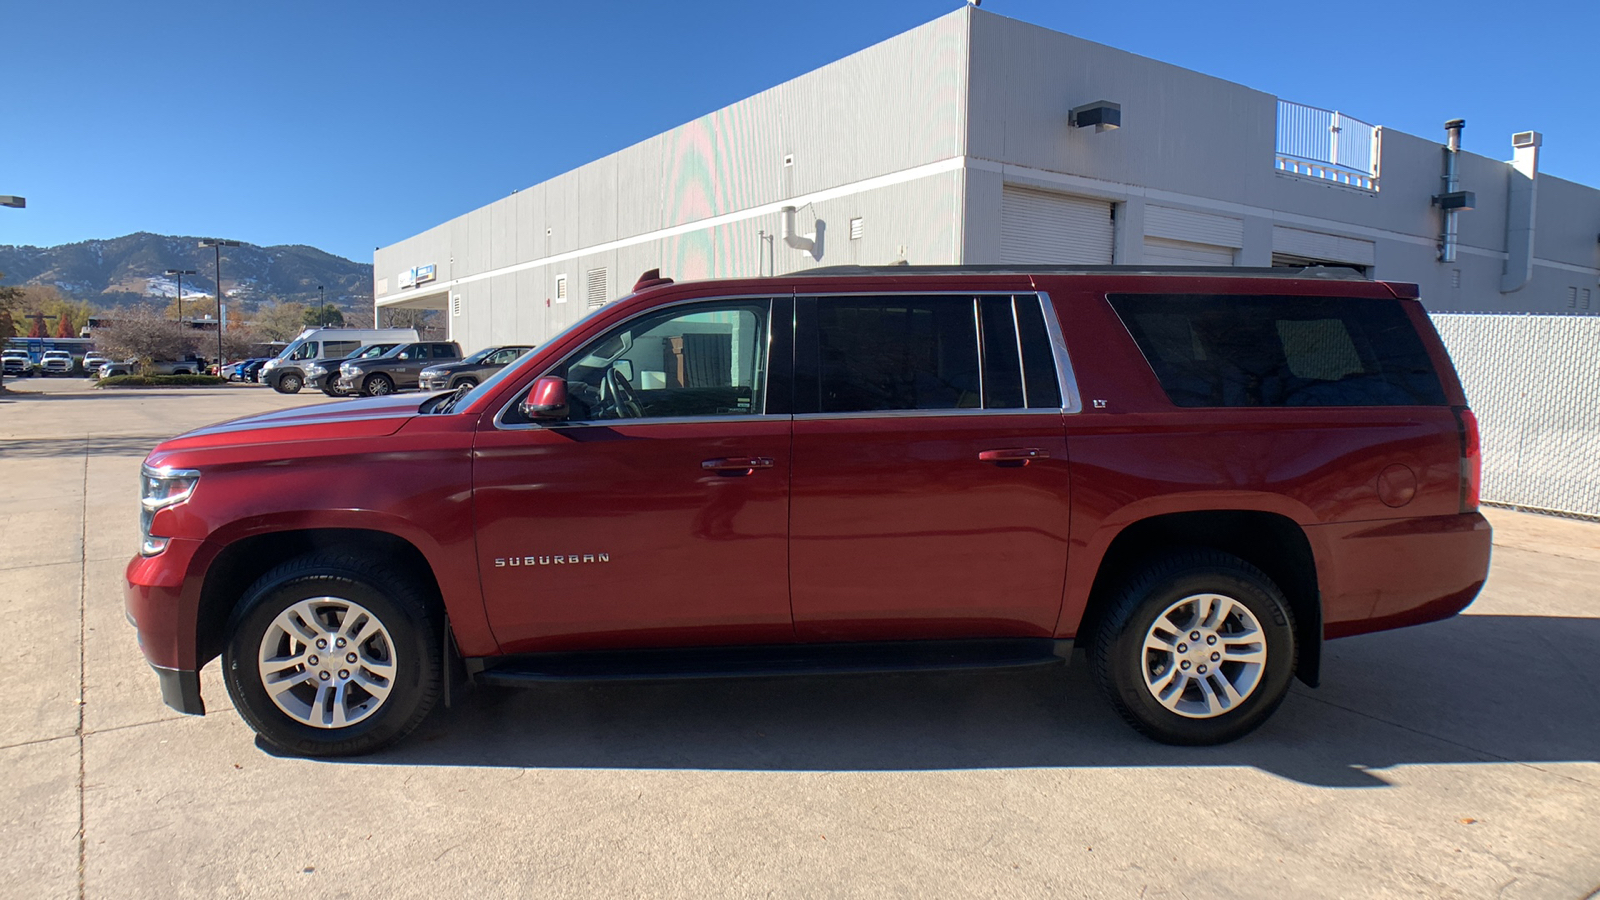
[[39, 350, 74, 376], [83, 352, 110, 373], [99, 358, 202, 378], [1, 349, 31, 377], [305, 343, 403, 397], [127, 265, 1491, 758], [335, 341, 463, 396], [261, 328, 419, 394], [419, 345, 534, 392]]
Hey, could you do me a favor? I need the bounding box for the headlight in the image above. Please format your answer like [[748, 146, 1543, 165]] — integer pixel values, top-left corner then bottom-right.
[[340, 364, 358, 376], [262, 359, 280, 372], [305, 364, 326, 377], [139, 465, 200, 556]]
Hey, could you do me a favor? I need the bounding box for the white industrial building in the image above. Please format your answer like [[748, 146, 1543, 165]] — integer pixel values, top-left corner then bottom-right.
[[374, 6, 1600, 349]]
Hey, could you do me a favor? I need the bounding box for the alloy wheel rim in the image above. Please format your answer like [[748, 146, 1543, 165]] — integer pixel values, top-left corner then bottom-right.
[[369, 378, 390, 395], [257, 597, 398, 729], [1140, 593, 1267, 719]]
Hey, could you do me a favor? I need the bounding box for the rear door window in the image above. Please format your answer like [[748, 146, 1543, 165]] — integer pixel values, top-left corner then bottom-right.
[[797, 294, 1062, 413], [1109, 294, 1446, 407]]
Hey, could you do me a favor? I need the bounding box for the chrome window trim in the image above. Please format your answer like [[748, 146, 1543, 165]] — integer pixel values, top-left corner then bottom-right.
[[494, 413, 780, 433], [795, 408, 1065, 421], [493, 294, 782, 432], [1011, 297, 1030, 409], [1034, 291, 1083, 414]]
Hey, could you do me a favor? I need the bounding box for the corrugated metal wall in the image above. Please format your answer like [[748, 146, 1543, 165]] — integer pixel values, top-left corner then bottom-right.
[[377, 9, 970, 351]]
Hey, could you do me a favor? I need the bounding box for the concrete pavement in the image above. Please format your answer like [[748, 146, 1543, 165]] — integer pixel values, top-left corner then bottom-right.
[[2, 376, 1597, 899]]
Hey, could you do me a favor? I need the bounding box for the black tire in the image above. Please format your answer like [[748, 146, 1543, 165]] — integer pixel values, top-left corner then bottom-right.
[[1090, 550, 1296, 745], [275, 372, 303, 394], [363, 374, 394, 397], [321, 382, 346, 397], [450, 376, 478, 391], [222, 553, 443, 757]]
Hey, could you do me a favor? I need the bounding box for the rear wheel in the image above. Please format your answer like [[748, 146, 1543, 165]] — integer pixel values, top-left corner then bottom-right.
[[363, 374, 394, 396], [1090, 551, 1296, 745], [275, 373, 303, 394], [222, 553, 442, 757]]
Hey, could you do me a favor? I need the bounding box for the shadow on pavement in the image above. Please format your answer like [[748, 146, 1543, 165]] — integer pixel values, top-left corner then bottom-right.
[[0, 435, 177, 458], [301, 614, 1599, 788]]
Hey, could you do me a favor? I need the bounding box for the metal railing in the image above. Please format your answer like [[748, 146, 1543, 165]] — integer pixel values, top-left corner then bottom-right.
[[1275, 100, 1381, 191]]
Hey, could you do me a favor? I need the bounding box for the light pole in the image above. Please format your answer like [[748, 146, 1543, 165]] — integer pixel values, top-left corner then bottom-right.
[[0, 197, 21, 389], [164, 268, 196, 327], [199, 239, 241, 369], [318, 285, 325, 327]]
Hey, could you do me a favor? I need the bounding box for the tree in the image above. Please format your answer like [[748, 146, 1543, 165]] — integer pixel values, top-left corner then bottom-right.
[[27, 312, 48, 338], [96, 305, 197, 374], [54, 311, 74, 338], [252, 301, 308, 342], [0, 273, 20, 388], [302, 304, 344, 328], [164, 295, 219, 323]]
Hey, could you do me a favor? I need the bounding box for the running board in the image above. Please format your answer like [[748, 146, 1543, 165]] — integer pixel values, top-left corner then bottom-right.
[[474, 638, 1072, 687]]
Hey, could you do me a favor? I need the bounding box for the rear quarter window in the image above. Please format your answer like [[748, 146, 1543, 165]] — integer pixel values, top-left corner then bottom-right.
[[1109, 293, 1446, 407]]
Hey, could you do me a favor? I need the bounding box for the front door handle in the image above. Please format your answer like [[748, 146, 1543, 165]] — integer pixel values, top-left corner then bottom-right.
[[978, 448, 1049, 466], [701, 456, 775, 476]]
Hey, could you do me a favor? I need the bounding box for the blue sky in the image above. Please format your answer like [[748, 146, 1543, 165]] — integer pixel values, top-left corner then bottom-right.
[[4, 0, 1596, 263]]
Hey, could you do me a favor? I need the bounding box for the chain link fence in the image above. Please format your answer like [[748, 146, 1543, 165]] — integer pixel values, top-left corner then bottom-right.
[[1432, 313, 1600, 519]]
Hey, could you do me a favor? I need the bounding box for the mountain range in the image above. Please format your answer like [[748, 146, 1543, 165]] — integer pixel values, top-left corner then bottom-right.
[[0, 232, 372, 311]]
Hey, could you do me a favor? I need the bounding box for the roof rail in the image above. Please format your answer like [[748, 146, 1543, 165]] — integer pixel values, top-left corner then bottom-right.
[[793, 264, 1373, 281]]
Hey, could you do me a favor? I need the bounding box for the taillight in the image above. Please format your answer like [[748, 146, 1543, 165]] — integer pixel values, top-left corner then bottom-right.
[[1455, 407, 1481, 512]]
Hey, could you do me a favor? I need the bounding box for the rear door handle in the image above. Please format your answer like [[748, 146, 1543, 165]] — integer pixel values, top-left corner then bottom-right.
[[978, 448, 1049, 466], [701, 457, 775, 476]]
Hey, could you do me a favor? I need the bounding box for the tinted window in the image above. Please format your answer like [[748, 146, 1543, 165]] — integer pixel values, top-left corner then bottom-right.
[[980, 297, 1024, 409], [324, 341, 360, 358], [1016, 298, 1062, 408], [432, 343, 458, 359], [1109, 294, 1446, 407], [815, 297, 980, 412]]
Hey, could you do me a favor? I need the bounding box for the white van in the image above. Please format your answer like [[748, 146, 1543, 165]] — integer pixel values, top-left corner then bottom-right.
[[261, 328, 419, 393]]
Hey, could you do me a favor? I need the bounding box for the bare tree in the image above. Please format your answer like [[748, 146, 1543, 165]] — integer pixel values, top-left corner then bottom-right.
[[252, 301, 309, 342], [96, 306, 197, 374]]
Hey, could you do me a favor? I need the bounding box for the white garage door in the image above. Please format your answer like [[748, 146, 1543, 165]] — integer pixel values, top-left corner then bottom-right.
[[1001, 187, 1114, 265], [1143, 237, 1235, 266]]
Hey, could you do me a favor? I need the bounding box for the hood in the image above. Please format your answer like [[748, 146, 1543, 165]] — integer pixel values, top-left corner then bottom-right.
[[153, 393, 426, 453]]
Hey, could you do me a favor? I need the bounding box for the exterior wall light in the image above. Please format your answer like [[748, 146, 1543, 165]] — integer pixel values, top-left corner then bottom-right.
[[1070, 101, 1121, 133]]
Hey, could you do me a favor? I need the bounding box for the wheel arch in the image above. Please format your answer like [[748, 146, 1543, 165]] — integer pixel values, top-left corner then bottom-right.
[[195, 528, 445, 668], [1072, 509, 1323, 687]]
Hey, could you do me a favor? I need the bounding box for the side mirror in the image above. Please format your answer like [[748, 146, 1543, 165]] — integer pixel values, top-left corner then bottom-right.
[[519, 375, 569, 420]]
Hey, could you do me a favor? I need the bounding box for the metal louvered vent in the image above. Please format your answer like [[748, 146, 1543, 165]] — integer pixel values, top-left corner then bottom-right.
[[451, 295, 462, 317], [555, 274, 568, 303], [850, 217, 864, 240], [586, 268, 608, 308]]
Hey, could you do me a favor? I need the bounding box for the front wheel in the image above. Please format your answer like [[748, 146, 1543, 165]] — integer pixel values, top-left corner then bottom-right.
[[1090, 551, 1296, 745], [275, 373, 303, 394], [363, 374, 394, 396], [450, 376, 478, 391], [222, 554, 443, 757]]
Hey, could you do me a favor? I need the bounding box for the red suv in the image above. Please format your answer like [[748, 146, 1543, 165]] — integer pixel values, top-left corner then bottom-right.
[[126, 266, 1490, 756]]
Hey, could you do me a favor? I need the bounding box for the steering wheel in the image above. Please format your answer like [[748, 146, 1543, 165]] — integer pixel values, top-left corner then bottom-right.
[[603, 365, 644, 418]]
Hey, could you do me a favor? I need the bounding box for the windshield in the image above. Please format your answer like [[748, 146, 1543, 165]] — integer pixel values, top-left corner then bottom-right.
[[346, 343, 397, 360], [277, 339, 307, 361], [44, 351, 70, 358]]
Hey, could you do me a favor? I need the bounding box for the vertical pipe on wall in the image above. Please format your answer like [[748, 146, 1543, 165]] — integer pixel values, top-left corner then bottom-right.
[[1438, 119, 1465, 263]]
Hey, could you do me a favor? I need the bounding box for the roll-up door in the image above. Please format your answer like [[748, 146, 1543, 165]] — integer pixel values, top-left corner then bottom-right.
[[1272, 226, 1375, 267], [1001, 187, 1114, 265], [1143, 205, 1240, 267], [1143, 237, 1235, 266]]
